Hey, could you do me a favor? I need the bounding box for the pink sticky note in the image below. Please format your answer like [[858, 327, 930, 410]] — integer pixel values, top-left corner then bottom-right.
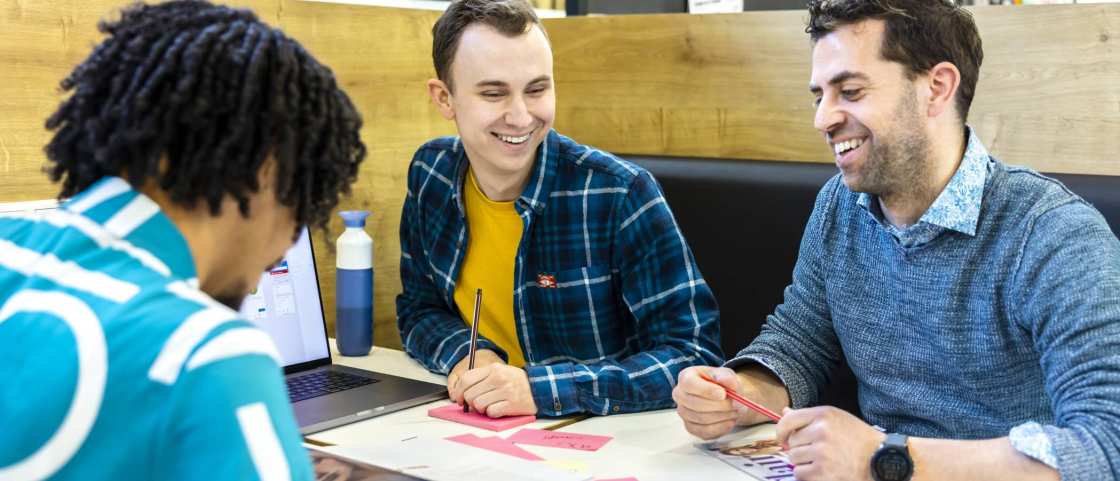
[[446, 433, 544, 461], [427, 403, 537, 432], [595, 478, 639, 481], [507, 428, 613, 452]]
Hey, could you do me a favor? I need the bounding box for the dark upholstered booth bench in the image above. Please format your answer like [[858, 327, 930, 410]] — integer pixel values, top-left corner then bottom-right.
[[625, 154, 1120, 416]]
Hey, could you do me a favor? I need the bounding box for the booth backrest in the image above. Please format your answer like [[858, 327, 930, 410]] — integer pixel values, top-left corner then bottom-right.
[[627, 155, 1120, 415]]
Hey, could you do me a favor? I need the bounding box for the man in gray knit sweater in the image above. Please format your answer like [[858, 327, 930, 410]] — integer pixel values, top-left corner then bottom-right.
[[672, 1, 1120, 481]]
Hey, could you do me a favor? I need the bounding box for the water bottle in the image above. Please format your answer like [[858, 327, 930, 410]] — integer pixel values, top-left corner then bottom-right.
[[336, 210, 373, 356]]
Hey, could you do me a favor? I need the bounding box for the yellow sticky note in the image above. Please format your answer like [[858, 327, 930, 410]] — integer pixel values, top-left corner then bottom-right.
[[539, 459, 589, 473]]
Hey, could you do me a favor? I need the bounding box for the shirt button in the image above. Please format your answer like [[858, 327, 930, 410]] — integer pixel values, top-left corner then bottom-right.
[[553, 402, 562, 412], [612, 405, 621, 413]]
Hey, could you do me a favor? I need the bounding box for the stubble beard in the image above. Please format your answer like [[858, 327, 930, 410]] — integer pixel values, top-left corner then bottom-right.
[[856, 86, 935, 203]]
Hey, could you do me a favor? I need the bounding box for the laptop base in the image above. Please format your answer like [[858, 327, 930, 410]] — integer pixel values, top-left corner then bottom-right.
[[292, 364, 447, 434]]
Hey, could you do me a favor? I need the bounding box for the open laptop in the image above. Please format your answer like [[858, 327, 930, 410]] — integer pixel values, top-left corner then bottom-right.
[[240, 227, 447, 434]]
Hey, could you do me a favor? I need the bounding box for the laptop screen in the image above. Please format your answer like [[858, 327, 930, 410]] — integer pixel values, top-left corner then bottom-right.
[[239, 227, 330, 368], [1, 199, 332, 370]]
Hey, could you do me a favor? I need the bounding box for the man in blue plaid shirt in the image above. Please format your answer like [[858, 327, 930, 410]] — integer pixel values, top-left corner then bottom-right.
[[397, 0, 722, 418]]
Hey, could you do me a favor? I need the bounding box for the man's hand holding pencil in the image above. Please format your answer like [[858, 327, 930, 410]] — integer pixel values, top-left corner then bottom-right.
[[447, 348, 505, 405], [450, 358, 538, 418], [445, 288, 539, 418], [673, 365, 792, 440]]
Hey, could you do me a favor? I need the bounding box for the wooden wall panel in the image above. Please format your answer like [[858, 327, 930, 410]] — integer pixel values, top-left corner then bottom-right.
[[276, 2, 451, 350], [967, 5, 1120, 176], [546, 10, 824, 162], [0, 0, 450, 349], [545, 5, 1120, 175], [0, 1, 119, 203]]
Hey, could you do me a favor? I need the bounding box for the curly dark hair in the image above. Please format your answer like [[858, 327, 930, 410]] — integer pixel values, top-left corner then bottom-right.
[[45, 0, 366, 232], [806, 0, 983, 122]]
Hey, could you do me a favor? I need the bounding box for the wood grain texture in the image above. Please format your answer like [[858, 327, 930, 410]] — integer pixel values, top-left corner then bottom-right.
[[0, 0, 452, 349], [0, 0, 115, 203], [545, 5, 1120, 175], [276, 1, 452, 350], [967, 5, 1120, 176], [544, 9, 831, 162]]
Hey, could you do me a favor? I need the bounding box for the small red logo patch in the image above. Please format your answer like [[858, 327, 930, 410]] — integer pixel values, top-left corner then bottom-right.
[[537, 273, 557, 289]]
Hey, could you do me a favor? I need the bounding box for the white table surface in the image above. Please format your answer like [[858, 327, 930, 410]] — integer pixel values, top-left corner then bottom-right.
[[307, 341, 572, 446], [313, 340, 750, 480]]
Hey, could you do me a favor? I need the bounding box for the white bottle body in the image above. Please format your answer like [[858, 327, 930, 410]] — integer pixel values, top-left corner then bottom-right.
[[336, 227, 372, 269]]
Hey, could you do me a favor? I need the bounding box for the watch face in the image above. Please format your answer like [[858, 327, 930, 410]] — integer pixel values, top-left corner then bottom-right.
[[874, 449, 913, 481]]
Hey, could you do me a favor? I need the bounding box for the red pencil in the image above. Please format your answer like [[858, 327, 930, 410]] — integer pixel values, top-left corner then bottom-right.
[[698, 372, 782, 423]]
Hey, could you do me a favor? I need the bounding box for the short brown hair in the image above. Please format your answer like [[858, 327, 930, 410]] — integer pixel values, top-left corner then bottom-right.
[[807, 0, 984, 122], [432, 0, 544, 90]]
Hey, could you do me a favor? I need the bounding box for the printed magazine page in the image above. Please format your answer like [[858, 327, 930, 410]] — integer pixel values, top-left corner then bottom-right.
[[695, 423, 796, 481]]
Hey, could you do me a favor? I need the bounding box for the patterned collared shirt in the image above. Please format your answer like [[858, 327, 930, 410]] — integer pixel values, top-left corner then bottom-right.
[[858, 127, 989, 248], [396, 129, 723, 416]]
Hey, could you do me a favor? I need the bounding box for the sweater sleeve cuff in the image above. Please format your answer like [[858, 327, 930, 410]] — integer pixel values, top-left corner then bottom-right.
[[1019, 422, 1112, 481], [724, 352, 815, 409], [526, 362, 582, 416]]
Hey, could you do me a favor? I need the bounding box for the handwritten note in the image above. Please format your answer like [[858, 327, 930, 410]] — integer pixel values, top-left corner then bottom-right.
[[507, 428, 613, 452], [427, 403, 537, 431], [446, 433, 544, 461]]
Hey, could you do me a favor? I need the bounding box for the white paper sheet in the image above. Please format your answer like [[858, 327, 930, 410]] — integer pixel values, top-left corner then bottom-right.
[[321, 436, 591, 481]]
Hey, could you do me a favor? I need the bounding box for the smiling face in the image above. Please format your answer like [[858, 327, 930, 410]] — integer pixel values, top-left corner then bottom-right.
[[810, 19, 932, 198], [437, 23, 555, 187]]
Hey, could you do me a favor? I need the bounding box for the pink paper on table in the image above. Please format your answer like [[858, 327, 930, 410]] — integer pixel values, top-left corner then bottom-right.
[[595, 478, 638, 481], [427, 403, 536, 431], [507, 428, 613, 452], [446, 433, 544, 461]]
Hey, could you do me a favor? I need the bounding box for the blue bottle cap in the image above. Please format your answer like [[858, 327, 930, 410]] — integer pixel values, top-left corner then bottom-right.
[[339, 210, 370, 228]]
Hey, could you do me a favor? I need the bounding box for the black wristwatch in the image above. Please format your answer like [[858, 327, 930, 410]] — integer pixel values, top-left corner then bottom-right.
[[870, 433, 913, 481]]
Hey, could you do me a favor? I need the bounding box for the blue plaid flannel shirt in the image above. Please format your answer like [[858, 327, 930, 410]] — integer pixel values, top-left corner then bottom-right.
[[396, 129, 723, 416]]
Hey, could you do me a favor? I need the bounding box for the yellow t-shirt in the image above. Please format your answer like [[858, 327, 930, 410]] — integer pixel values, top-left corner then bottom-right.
[[453, 169, 527, 367]]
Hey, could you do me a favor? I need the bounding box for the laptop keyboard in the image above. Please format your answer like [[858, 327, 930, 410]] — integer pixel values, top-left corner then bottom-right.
[[286, 370, 379, 403]]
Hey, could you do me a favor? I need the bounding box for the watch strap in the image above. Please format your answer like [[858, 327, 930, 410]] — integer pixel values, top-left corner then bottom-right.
[[884, 433, 909, 451]]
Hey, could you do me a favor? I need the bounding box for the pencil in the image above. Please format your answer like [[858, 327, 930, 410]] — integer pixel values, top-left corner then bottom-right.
[[465, 288, 482, 413], [698, 371, 782, 423], [543, 414, 591, 431]]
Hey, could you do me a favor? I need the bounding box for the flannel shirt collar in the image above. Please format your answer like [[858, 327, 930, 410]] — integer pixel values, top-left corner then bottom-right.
[[449, 129, 560, 217]]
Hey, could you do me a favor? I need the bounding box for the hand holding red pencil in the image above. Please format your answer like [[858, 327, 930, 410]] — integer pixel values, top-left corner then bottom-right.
[[697, 371, 782, 422], [673, 366, 789, 440]]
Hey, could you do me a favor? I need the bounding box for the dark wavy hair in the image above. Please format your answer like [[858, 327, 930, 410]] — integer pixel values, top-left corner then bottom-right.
[[45, 0, 366, 232], [432, 0, 544, 91], [807, 0, 983, 122]]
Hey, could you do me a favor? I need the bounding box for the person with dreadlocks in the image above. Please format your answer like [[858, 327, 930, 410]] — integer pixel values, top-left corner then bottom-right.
[[0, 1, 364, 479]]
